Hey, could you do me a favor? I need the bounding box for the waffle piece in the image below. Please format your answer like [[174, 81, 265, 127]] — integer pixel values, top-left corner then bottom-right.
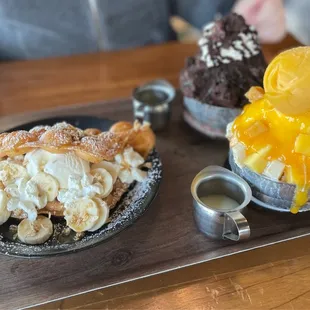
[[75, 132, 129, 163], [110, 121, 156, 158], [39, 201, 65, 217], [27, 122, 84, 154], [103, 179, 130, 209], [0, 131, 38, 157], [0, 121, 155, 163]]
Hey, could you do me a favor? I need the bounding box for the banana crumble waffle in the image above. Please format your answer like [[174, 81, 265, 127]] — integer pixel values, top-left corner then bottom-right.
[[0, 120, 155, 245]]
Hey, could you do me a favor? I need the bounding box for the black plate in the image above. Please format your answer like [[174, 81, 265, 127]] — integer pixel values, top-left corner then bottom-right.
[[0, 116, 162, 257]]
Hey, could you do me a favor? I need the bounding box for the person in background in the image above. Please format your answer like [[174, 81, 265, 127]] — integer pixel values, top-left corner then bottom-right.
[[234, 0, 286, 43], [0, 0, 234, 60], [0, 0, 308, 61], [234, 0, 310, 45]]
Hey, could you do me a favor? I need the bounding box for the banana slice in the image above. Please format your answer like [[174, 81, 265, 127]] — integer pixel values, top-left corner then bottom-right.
[[64, 198, 99, 232], [0, 161, 28, 185], [0, 190, 10, 225], [90, 168, 113, 198], [91, 161, 119, 184], [29, 172, 59, 202], [18, 216, 53, 245], [24, 149, 56, 177], [88, 198, 109, 232]]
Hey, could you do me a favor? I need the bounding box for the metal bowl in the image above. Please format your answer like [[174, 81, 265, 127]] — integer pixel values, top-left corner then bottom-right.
[[228, 151, 310, 212], [183, 97, 241, 139]]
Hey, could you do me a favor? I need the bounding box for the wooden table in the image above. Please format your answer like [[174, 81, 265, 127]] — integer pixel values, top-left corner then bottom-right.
[[0, 37, 308, 310]]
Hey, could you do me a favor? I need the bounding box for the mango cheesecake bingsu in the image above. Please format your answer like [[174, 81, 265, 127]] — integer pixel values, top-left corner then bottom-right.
[[228, 47, 310, 213]]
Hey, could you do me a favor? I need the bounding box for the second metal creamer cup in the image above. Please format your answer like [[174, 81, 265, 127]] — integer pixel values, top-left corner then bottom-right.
[[132, 79, 175, 130], [191, 166, 252, 241]]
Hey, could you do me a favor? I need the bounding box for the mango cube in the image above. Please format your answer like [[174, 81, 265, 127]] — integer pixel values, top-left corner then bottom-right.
[[244, 121, 269, 138], [244, 145, 271, 173], [294, 134, 310, 156], [245, 86, 265, 102]]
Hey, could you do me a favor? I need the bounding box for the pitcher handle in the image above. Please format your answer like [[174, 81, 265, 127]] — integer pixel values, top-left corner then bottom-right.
[[223, 211, 250, 241]]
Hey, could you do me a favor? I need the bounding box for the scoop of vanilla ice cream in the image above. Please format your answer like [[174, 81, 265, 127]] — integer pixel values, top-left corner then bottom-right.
[[44, 152, 90, 188]]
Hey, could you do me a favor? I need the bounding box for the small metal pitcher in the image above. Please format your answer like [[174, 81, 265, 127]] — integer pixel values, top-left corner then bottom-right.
[[132, 79, 175, 131], [191, 166, 252, 241]]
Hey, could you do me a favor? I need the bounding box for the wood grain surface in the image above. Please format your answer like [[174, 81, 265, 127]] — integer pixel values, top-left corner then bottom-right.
[[37, 237, 310, 310], [75, 250, 310, 310], [1, 96, 310, 309]]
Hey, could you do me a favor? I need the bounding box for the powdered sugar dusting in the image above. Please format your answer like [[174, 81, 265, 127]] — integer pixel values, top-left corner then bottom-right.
[[52, 122, 84, 140], [40, 122, 84, 145], [80, 132, 127, 161], [80, 136, 103, 154], [1, 131, 36, 148], [0, 150, 162, 257]]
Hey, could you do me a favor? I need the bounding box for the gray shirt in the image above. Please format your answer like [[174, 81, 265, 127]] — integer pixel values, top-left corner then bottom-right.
[[285, 0, 310, 45], [0, 0, 235, 60]]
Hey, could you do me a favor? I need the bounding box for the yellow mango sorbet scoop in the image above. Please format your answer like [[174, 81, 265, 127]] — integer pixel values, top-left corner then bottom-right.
[[263, 46, 310, 116]]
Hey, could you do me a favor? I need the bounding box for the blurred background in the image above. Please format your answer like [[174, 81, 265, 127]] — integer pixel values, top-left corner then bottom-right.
[[0, 0, 307, 61]]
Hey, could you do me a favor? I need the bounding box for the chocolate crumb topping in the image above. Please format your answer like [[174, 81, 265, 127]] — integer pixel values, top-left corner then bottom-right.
[[180, 13, 267, 108]]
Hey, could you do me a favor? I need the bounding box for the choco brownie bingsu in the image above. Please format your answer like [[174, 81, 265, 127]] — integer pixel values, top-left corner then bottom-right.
[[181, 13, 267, 138]]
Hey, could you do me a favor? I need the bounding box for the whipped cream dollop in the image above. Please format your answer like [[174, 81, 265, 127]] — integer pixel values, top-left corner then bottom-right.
[[57, 173, 105, 204], [115, 147, 147, 183], [5, 177, 47, 221], [25, 150, 90, 188]]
